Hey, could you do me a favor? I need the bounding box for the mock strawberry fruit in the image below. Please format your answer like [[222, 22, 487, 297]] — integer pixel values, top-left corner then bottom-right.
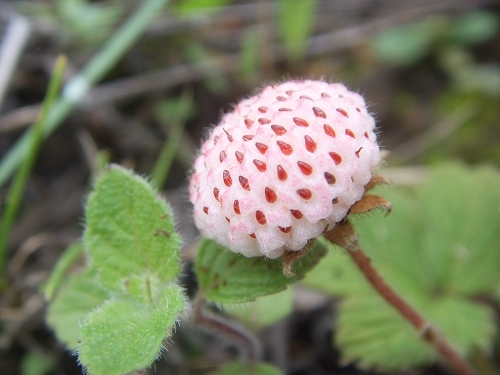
[[189, 80, 381, 258]]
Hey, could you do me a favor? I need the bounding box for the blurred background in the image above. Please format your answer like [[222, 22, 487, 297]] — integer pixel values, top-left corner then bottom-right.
[[0, 0, 499, 374]]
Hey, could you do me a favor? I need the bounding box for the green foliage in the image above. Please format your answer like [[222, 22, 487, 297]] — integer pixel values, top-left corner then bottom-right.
[[195, 238, 326, 304], [449, 10, 499, 46], [184, 43, 230, 93], [239, 27, 261, 86], [0, 56, 66, 275], [47, 165, 185, 375], [152, 90, 195, 188], [278, 0, 318, 64], [216, 361, 284, 375], [428, 93, 500, 165], [20, 352, 54, 375], [47, 268, 110, 348], [174, 0, 232, 16], [44, 242, 84, 301], [372, 11, 499, 68], [371, 19, 441, 67], [304, 164, 500, 370], [78, 285, 184, 375], [224, 288, 294, 328], [0, 0, 170, 188], [56, 0, 124, 46], [84, 165, 181, 292]]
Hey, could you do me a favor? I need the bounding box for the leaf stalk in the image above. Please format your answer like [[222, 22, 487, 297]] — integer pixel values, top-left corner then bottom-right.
[[193, 293, 262, 364], [323, 220, 477, 375]]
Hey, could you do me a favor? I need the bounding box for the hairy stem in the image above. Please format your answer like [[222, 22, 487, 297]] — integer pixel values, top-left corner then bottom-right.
[[193, 293, 262, 364], [323, 220, 476, 375]]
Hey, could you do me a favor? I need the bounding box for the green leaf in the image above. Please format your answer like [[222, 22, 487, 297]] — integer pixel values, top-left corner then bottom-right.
[[46, 268, 109, 348], [278, 0, 318, 63], [174, 0, 232, 17], [417, 164, 500, 295], [224, 288, 294, 328], [303, 164, 500, 370], [239, 27, 260, 85], [84, 165, 181, 294], [152, 90, 195, 188], [20, 352, 54, 375], [195, 238, 326, 303], [450, 10, 499, 46], [216, 361, 284, 375], [371, 19, 440, 66], [78, 285, 184, 375], [337, 294, 435, 370], [44, 241, 84, 301]]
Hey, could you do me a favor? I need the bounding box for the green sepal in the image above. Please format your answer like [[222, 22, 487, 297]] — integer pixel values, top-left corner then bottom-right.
[[195, 238, 326, 304], [216, 361, 284, 375], [84, 165, 181, 293], [46, 268, 109, 349], [78, 284, 184, 375]]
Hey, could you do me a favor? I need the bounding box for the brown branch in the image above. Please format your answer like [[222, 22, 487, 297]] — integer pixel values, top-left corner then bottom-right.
[[324, 221, 477, 375]]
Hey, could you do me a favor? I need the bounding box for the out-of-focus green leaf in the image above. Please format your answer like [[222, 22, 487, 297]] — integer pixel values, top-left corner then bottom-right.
[[44, 242, 84, 301], [216, 361, 284, 375], [184, 42, 230, 93], [20, 352, 54, 375], [278, 0, 317, 63], [174, 0, 232, 16], [195, 238, 326, 304], [449, 10, 499, 46], [224, 288, 294, 328], [56, 0, 124, 45], [303, 164, 500, 370], [239, 27, 260, 86], [418, 165, 500, 295], [152, 91, 195, 188], [371, 19, 441, 66], [47, 268, 109, 348]]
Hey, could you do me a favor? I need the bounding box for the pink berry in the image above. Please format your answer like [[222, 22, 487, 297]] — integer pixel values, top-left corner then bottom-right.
[[189, 80, 380, 258]]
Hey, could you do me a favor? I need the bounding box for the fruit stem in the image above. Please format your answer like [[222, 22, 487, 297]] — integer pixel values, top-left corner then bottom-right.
[[323, 220, 477, 375], [193, 292, 262, 364]]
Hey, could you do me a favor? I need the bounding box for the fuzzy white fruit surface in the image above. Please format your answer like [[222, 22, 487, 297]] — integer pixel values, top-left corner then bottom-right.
[[190, 80, 380, 258]]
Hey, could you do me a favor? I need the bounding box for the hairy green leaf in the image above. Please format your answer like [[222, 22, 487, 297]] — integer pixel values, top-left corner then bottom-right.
[[303, 164, 500, 370], [78, 285, 184, 375], [224, 288, 294, 328], [217, 361, 284, 375], [46, 268, 109, 348], [84, 165, 181, 294], [196, 238, 326, 303]]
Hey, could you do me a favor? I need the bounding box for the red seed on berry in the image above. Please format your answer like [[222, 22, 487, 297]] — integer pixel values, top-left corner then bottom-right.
[[253, 159, 267, 172], [265, 187, 277, 203], [277, 141, 293, 155], [293, 117, 309, 127]]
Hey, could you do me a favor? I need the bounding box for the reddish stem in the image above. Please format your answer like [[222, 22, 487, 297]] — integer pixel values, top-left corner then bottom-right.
[[324, 221, 476, 375], [193, 293, 262, 364]]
